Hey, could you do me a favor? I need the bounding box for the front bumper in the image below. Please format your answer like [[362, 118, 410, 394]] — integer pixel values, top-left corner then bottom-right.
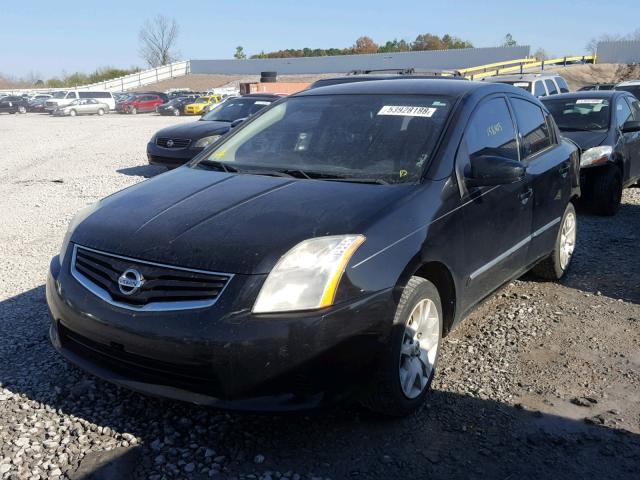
[[146, 142, 202, 168], [46, 254, 394, 410]]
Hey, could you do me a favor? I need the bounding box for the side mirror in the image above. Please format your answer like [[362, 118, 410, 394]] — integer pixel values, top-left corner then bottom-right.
[[622, 120, 640, 133], [465, 155, 526, 187], [230, 118, 246, 128]]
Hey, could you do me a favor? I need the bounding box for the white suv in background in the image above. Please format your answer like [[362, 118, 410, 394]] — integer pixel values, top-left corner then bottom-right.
[[45, 91, 115, 112], [483, 73, 570, 98]]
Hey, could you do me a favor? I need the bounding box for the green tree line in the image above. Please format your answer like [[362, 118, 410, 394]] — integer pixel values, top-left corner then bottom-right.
[[43, 66, 141, 88], [249, 34, 474, 59]]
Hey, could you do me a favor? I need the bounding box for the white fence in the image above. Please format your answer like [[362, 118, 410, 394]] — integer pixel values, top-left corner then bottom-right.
[[0, 60, 191, 95]]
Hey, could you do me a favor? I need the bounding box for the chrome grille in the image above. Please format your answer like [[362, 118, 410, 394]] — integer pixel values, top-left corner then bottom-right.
[[71, 245, 232, 311], [156, 137, 191, 148]]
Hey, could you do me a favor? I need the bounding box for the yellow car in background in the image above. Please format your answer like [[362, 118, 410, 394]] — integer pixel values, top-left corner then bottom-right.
[[183, 95, 221, 115]]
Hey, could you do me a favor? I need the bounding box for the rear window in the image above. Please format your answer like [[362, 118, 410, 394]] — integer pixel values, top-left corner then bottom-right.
[[542, 98, 610, 131]]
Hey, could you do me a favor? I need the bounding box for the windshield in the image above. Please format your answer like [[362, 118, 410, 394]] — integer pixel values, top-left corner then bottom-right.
[[192, 94, 453, 184], [201, 98, 272, 122], [195, 97, 210, 104], [542, 98, 610, 130], [616, 85, 640, 100], [52, 92, 67, 98]]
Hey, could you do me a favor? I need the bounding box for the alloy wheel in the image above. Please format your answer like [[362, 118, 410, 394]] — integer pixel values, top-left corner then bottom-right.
[[559, 211, 576, 270], [398, 298, 440, 399]]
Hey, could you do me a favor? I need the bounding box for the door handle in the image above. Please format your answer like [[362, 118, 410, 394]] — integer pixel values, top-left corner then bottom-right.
[[558, 162, 570, 177], [518, 187, 533, 204]]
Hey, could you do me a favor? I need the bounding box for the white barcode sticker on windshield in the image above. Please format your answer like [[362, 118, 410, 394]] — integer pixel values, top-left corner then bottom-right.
[[254, 101, 271, 105], [576, 99, 604, 104], [514, 82, 530, 87], [378, 105, 436, 117]]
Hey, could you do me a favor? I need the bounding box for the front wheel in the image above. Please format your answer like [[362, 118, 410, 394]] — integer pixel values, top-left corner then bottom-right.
[[592, 165, 622, 216], [173, 108, 180, 116], [18, 106, 27, 114], [69, 109, 77, 117], [130, 107, 137, 115], [532, 202, 576, 280], [361, 277, 442, 416], [97, 108, 105, 116]]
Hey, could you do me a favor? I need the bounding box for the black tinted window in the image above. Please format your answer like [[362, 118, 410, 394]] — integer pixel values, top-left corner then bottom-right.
[[512, 98, 552, 158], [465, 97, 518, 163], [616, 85, 640, 100], [534, 81, 546, 97], [625, 97, 640, 121], [556, 77, 570, 93], [545, 80, 558, 95]]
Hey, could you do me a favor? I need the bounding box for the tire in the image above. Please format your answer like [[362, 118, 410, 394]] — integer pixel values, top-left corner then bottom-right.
[[532, 202, 577, 280], [592, 165, 622, 216], [18, 105, 27, 114], [69, 109, 77, 117], [130, 107, 137, 115], [97, 108, 105, 116], [173, 108, 180, 116], [361, 277, 443, 416]]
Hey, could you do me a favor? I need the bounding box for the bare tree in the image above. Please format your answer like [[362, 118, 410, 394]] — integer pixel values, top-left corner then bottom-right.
[[139, 15, 180, 67]]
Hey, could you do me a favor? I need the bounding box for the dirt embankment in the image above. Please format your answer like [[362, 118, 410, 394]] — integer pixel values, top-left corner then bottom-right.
[[547, 63, 640, 90]]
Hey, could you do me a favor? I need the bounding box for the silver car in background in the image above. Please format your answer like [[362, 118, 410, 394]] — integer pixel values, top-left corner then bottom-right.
[[53, 99, 109, 117]]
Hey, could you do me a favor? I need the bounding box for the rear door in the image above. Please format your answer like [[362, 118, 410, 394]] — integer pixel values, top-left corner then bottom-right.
[[457, 96, 534, 307], [623, 95, 640, 181], [509, 96, 570, 263]]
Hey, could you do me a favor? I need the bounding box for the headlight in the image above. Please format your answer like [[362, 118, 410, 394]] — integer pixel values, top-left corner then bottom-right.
[[59, 203, 100, 264], [580, 146, 612, 168], [252, 235, 366, 313], [192, 135, 221, 149]]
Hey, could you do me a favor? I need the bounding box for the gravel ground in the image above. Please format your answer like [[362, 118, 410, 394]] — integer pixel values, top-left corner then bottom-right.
[[0, 113, 639, 480]]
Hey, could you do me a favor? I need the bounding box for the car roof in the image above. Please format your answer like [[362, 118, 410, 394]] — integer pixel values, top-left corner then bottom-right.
[[540, 91, 627, 101], [483, 73, 560, 82], [296, 78, 509, 98], [309, 74, 465, 89], [239, 93, 281, 100]]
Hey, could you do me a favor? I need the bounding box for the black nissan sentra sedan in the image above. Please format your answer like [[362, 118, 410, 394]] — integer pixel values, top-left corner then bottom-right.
[[541, 91, 640, 215], [147, 94, 280, 169], [47, 80, 580, 415]]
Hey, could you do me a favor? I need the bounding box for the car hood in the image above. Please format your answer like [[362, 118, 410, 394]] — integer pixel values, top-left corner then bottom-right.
[[71, 168, 413, 274], [155, 120, 231, 139], [560, 130, 609, 151]]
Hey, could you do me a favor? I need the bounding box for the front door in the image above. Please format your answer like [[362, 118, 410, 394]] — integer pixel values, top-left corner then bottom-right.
[[457, 96, 534, 309]]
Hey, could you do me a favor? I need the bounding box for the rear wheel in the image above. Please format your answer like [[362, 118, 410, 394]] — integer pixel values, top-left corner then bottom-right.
[[130, 107, 137, 115], [18, 105, 27, 114], [69, 109, 77, 117], [532, 202, 576, 280], [361, 277, 442, 416], [173, 108, 180, 116]]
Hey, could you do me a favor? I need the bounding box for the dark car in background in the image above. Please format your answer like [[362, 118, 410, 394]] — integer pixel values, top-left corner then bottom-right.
[[542, 91, 640, 215], [28, 98, 49, 112], [615, 80, 640, 100], [0, 95, 29, 114], [578, 83, 615, 91], [156, 95, 199, 116], [147, 94, 279, 168], [49, 80, 580, 415]]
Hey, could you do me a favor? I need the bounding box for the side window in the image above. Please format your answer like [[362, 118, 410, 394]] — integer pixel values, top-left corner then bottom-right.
[[556, 77, 570, 93], [511, 98, 553, 159], [533, 81, 546, 97], [79, 92, 88, 98], [545, 80, 558, 95], [464, 97, 519, 167], [624, 97, 640, 121], [616, 98, 633, 128], [66, 92, 77, 99]]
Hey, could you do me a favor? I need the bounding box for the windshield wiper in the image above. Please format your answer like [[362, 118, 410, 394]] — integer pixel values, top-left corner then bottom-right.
[[559, 126, 599, 132], [320, 177, 389, 185], [198, 160, 239, 173]]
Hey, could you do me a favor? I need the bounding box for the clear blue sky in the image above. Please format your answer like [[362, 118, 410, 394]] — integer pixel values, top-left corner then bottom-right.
[[1, 0, 637, 78]]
